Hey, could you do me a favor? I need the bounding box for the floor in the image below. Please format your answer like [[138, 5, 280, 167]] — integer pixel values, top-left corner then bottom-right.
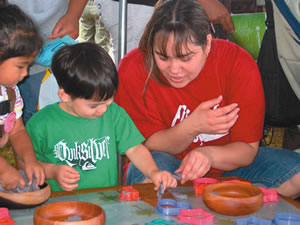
[[261, 127, 285, 148]]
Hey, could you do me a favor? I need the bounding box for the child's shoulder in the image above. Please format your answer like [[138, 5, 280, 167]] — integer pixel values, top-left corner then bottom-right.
[[104, 102, 132, 122], [109, 102, 128, 114], [27, 103, 60, 125]]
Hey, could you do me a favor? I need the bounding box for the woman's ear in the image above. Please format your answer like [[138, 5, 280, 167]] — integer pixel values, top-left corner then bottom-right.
[[205, 34, 212, 56], [57, 88, 70, 102]]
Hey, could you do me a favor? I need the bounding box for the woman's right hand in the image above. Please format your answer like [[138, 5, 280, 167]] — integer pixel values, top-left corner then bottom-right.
[[175, 147, 212, 183], [186, 96, 239, 135], [54, 165, 80, 191]]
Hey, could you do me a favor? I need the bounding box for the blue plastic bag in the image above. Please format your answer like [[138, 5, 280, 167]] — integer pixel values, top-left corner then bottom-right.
[[35, 35, 77, 67]]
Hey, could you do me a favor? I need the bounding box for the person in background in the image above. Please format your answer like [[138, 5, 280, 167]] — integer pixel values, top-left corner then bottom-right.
[[0, 1, 45, 190], [79, 0, 112, 55], [115, 0, 300, 199], [26, 42, 177, 192], [7, 0, 88, 124], [94, 0, 234, 64]]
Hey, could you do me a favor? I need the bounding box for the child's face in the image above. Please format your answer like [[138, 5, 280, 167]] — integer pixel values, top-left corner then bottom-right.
[[0, 52, 37, 87], [64, 97, 114, 119]]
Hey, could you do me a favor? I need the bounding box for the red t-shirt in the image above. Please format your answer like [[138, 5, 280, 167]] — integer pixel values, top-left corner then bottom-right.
[[115, 39, 265, 177]]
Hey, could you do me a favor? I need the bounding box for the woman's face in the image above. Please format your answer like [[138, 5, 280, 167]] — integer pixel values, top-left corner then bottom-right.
[[154, 33, 212, 88]]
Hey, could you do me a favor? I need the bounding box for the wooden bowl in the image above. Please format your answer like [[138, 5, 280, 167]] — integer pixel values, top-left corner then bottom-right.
[[34, 201, 106, 225], [0, 182, 51, 209], [202, 183, 263, 216]]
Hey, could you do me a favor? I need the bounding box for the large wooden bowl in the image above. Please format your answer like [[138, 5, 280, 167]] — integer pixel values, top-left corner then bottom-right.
[[34, 201, 106, 225], [202, 183, 263, 216], [0, 182, 51, 209]]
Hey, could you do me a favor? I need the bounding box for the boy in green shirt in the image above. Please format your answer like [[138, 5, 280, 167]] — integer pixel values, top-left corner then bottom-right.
[[26, 42, 177, 192]]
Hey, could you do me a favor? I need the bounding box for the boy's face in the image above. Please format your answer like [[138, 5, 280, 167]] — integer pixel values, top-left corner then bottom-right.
[[62, 96, 114, 119]]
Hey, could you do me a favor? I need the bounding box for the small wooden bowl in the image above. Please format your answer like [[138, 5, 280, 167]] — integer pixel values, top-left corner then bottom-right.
[[0, 183, 51, 209], [202, 183, 263, 216], [34, 201, 106, 225]]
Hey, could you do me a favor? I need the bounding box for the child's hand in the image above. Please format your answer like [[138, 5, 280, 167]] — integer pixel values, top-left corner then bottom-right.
[[24, 160, 45, 187], [54, 165, 80, 191], [149, 170, 177, 191], [0, 165, 25, 190]]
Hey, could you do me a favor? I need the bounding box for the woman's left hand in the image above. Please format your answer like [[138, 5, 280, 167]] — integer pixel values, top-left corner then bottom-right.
[[176, 147, 212, 184]]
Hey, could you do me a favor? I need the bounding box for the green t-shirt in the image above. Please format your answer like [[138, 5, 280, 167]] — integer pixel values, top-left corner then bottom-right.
[[26, 103, 145, 192]]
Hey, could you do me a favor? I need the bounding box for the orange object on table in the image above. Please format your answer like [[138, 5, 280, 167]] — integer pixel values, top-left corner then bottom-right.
[[194, 183, 209, 195], [119, 185, 140, 201], [0, 217, 15, 225]]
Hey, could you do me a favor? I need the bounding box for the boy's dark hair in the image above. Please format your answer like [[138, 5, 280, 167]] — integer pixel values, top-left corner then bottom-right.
[[0, 2, 43, 62], [51, 42, 118, 101]]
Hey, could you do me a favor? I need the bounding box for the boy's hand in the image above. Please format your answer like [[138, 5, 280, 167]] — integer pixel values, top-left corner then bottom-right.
[[149, 170, 177, 191], [54, 165, 80, 191], [0, 166, 25, 190], [24, 159, 45, 187]]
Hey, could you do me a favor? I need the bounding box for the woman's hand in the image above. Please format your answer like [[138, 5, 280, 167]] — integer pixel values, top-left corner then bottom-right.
[[186, 96, 239, 135], [54, 165, 80, 191], [176, 147, 212, 184], [149, 170, 177, 191]]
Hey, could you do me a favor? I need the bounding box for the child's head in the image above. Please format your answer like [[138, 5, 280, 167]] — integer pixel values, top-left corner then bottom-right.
[[0, 1, 43, 87], [51, 42, 118, 119]]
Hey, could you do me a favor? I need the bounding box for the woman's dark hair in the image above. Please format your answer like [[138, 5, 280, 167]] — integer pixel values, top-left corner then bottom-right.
[[0, 2, 43, 62], [139, 0, 211, 88], [51, 42, 118, 101]]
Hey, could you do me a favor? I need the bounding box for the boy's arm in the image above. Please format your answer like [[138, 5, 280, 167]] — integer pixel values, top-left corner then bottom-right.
[[125, 144, 160, 180], [39, 161, 80, 191], [9, 118, 45, 186], [125, 144, 177, 190]]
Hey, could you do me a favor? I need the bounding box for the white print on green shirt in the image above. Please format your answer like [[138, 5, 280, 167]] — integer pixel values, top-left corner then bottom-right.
[[53, 136, 110, 170]]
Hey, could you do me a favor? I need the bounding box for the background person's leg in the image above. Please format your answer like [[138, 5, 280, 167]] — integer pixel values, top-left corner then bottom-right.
[[79, 0, 96, 43], [18, 71, 45, 124], [94, 0, 154, 64]]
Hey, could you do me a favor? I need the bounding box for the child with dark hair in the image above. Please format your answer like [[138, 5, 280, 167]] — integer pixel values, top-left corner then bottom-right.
[[26, 42, 177, 192], [0, 1, 45, 190]]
